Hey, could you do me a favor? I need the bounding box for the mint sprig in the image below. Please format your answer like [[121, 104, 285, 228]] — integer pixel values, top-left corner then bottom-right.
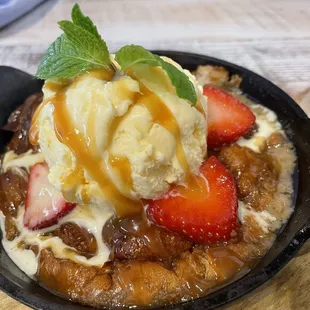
[[58, 20, 110, 65], [115, 45, 197, 105], [36, 4, 111, 80], [36, 4, 197, 105], [71, 4, 101, 39]]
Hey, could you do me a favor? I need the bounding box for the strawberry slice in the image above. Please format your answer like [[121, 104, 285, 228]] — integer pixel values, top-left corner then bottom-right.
[[147, 156, 238, 244], [24, 163, 75, 230], [204, 85, 256, 149]]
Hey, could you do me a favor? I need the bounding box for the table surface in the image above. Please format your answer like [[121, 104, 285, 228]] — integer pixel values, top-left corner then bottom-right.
[[0, 0, 310, 309]]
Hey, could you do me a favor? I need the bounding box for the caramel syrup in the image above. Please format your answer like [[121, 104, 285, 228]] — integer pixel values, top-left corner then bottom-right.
[[108, 155, 133, 194], [29, 67, 205, 216], [52, 91, 141, 216], [138, 87, 189, 177]]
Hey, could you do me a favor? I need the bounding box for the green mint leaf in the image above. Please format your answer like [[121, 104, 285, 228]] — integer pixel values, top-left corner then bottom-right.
[[58, 20, 110, 66], [36, 4, 111, 80], [157, 57, 197, 106], [36, 35, 106, 79], [115, 45, 159, 70], [71, 4, 101, 39], [115, 45, 197, 105]]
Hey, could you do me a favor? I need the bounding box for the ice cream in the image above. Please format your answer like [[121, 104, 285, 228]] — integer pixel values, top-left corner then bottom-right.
[[30, 57, 207, 215]]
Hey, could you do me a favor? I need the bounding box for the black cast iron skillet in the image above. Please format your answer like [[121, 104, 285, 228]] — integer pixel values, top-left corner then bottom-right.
[[0, 51, 310, 310]]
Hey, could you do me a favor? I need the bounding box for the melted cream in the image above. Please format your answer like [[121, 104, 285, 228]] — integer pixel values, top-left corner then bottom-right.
[[238, 201, 277, 233], [0, 203, 113, 277], [2, 150, 44, 173], [237, 104, 282, 152], [0, 148, 114, 276], [0, 213, 38, 277], [56, 204, 113, 265]]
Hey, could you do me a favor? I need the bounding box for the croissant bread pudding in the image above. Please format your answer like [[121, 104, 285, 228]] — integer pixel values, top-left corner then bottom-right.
[[0, 4, 296, 308]]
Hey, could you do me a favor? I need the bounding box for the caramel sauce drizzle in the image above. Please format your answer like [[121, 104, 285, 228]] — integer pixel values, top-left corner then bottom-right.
[[45, 81, 70, 92], [86, 98, 98, 154], [138, 86, 190, 177], [194, 97, 205, 115], [207, 247, 246, 281], [108, 155, 133, 194], [175, 173, 208, 200], [30, 67, 204, 216], [103, 79, 140, 197], [53, 91, 141, 216], [30, 70, 114, 146]]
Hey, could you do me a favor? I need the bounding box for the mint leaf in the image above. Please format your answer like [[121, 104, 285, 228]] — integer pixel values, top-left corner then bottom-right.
[[36, 5, 111, 80], [36, 3, 197, 106], [157, 58, 197, 106], [58, 21, 110, 66], [71, 4, 101, 39], [115, 45, 159, 70], [36, 35, 107, 79], [115, 45, 197, 105]]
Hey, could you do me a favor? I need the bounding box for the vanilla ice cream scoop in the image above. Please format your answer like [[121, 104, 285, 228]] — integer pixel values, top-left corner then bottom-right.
[[30, 57, 207, 215]]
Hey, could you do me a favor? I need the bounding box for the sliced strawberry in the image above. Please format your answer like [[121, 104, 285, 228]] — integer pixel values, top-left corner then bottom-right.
[[204, 85, 256, 149], [24, 163, 75, 230], [147, 156, 238, 244]]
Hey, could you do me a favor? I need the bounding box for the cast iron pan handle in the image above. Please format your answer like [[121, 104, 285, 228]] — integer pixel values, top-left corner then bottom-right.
[[0, 66, 43, 151], [0, 66, 43, 126]]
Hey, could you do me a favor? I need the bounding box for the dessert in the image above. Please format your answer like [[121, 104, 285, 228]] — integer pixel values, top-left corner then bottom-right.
[[0, 4, 296, 308]]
